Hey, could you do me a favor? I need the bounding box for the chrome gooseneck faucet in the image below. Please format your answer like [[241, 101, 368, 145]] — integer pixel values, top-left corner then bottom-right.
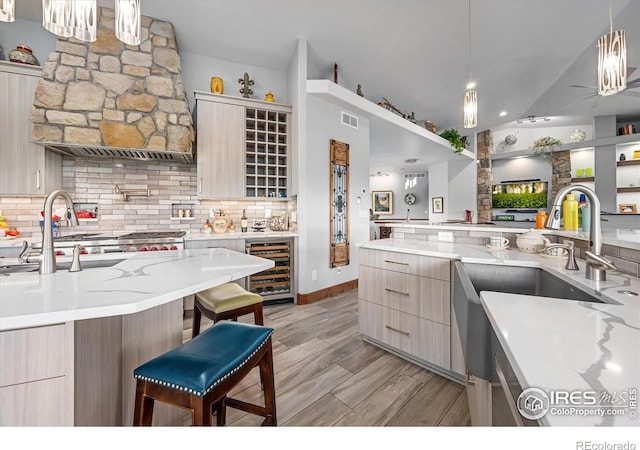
[[545, 184, 616, 281], [19, 190, 79, 275]]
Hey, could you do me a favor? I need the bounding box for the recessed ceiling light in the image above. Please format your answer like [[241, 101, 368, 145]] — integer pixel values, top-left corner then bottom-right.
[[499, 111, 507, 117], [404, 159, 418, 164]]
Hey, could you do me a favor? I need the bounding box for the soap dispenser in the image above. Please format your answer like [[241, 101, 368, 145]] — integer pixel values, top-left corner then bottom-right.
[[562, 194, 578, 231]]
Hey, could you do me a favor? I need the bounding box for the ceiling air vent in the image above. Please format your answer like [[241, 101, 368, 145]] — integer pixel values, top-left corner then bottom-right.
[[341, 111, 359, 129]]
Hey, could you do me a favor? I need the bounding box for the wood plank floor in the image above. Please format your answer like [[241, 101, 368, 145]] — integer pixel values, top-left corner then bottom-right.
[[182, 288, 471, 426]]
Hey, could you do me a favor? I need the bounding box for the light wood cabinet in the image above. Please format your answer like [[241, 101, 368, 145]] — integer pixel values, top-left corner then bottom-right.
[[0, 61, 62, 196], [0, 323, 74, 426], [194, 92, 291, 199], [358, 247, 455, 377]]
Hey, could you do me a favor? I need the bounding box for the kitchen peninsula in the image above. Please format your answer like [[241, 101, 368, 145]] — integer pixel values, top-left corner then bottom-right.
[[358, 225, 640, 426], [0, 248, 273, 426]]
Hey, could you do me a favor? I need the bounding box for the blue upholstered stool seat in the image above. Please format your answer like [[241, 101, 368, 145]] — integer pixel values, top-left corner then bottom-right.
[[134, 321, 274, 397]]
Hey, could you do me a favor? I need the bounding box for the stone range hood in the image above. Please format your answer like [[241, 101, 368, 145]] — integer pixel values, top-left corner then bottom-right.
[[32, 7, 195, 163]]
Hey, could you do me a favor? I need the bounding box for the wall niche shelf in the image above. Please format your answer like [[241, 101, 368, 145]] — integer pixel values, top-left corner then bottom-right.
[[73, 203, 98, 221], [617, 160, 640, 167], [617, 187, 640, 193], [571, 177, 595, 183], [170, 203, 195, 220]]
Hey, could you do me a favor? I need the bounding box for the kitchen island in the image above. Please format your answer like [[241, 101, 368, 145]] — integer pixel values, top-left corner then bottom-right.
[[358, 238, 640, 426], [0, 248, 273, 426]]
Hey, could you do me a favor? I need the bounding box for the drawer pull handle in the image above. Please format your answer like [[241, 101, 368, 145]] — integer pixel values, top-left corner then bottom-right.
[[385, 288, 409, 296], [384, 260, 409, 266], [385, 325, 410, 336]]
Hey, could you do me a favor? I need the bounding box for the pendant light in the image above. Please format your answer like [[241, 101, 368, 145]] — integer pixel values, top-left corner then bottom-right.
[[115, 0, 141, 46], [71, 0, 97, 42], [0, 0, 15, 22], [42, 0, 75, 37], [598, 0, 627, 96], [463, 0, 477, 129]]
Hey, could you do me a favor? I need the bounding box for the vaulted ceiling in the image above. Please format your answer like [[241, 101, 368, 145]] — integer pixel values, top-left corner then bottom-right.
[[12, 0, 640, 173]]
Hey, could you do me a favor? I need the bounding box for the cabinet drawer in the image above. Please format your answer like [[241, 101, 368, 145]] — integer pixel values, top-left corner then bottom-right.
[[0, 376, 70, 426], [0, 324, 68, 387], [358, 265, 449, 324], [359, 248, 450, 281], [359, 300, 450, 369]]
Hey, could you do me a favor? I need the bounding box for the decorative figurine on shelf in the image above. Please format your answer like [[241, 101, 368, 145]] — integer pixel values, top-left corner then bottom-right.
[[619, 153, 626, 161], [210, 77, 224, 94], [406, 112, 417, 124], [334, 63, 338, 84], [423, 120, 437, 133], [356, 84, 364, 97], [238, 72, 254, 98], [264, 91, 275, 102]]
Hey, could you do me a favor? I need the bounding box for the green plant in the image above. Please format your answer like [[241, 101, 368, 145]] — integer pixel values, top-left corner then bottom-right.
[[439, 128, 468, 154], [531, 136, 562, 162]]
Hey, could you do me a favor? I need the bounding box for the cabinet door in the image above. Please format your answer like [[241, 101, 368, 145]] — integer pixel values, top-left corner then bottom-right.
[[0, 69, 47, 195], [196, 101, 245, 198]]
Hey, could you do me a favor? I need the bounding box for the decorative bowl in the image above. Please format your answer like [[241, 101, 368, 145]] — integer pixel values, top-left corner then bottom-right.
[[9, 44, 39, 66]]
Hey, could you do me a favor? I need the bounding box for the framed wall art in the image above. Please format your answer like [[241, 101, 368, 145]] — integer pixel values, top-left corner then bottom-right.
[[619, 204, 637, 214], [432, 197, 444, 214], [372, 191, 393, 215]]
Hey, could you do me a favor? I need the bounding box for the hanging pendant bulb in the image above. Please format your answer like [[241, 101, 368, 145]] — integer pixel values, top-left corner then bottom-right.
[[42, 0, 75, 37], [71, 0, 97, 42], [116, 0, 141, 46], [598, 30, 627, 96], [464, 89, 478, 129], [598, 1, 627, 96], [0, 0, 15, 22], [463, 0, 478, 129]]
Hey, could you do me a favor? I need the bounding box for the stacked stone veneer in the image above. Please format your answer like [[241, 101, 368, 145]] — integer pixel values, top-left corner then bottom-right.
[[476, 130, 493, 223], [551, 150, 571, 200], [31, 7, 194, 154]]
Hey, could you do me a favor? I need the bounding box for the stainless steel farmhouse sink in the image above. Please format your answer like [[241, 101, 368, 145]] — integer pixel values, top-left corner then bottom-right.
[[0, 259, 125, 275], [452, 262, 616, 383]]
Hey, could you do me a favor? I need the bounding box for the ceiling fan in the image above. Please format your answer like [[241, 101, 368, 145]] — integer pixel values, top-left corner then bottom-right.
[[564, 67, 640, 109]]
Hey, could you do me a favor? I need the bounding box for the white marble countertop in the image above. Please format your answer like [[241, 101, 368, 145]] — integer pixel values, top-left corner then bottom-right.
[[0, 248, 274, 331], [360, 238, 640, 426]]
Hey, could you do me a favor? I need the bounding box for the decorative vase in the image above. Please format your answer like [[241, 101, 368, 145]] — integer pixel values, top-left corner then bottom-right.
[[9, 44, 39, 66], [210, 77, 224, 94], [619, 153, 626, 161], [423, 120, 437, 133]]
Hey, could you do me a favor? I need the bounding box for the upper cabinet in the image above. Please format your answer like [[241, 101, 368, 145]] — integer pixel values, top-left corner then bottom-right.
[[195, 92, 292, 199], [0, 62, 62, 196]]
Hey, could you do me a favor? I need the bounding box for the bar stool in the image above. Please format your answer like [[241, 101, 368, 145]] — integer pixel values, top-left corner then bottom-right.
[[192, 282, 264, 338], [133, 321, 276, 426]]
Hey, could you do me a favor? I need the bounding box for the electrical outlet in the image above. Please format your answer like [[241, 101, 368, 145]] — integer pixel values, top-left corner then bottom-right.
[[337, 267, 341, 274], [438, 231, 454, 242], [311, 270, 317, 281]]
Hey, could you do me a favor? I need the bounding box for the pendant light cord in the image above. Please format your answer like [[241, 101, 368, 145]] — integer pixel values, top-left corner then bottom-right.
[[468, 0, 472, 84], [609, 0, 613, 33]]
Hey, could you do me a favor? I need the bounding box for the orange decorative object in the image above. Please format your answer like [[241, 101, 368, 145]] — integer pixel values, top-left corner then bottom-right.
[[264, 91, 275, 102], [535, 210, 547, 229], [210, 77, 224, 94]]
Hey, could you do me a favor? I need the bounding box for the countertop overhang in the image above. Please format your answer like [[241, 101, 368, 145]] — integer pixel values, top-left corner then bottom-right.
[[0, 248, 274, 331]]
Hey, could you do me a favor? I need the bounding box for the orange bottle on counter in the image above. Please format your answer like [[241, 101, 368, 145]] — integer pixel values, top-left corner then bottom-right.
[[535, 210, 547, 229]]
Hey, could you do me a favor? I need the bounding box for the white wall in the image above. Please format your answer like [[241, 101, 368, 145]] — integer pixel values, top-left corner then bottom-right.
[[448, 159, 477, 222], [299, 95, 370, 294], [369, 173, 429, 219], [180, 51, 288, 113], [0, 18, 56, 66]]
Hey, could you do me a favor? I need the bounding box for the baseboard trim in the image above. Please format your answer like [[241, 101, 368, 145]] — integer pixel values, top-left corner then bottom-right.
[[297, 279, 358, 305]]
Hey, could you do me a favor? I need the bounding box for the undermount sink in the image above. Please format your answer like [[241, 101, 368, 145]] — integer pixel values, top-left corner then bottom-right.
[[0, 259, 125, 275]]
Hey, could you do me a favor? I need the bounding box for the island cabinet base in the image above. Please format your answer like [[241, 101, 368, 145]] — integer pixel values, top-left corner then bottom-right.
[[0, 323, 74, 426], [1, 300, 184, 426], [358, 248, 464, 383], [74, 299, 184, 426]]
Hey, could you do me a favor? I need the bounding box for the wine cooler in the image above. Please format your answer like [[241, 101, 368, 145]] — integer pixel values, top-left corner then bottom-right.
[[246, 238, 295, 304]]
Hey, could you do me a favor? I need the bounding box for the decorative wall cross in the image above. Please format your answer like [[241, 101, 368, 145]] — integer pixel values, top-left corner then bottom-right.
[[238, 72, 254, 98]]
